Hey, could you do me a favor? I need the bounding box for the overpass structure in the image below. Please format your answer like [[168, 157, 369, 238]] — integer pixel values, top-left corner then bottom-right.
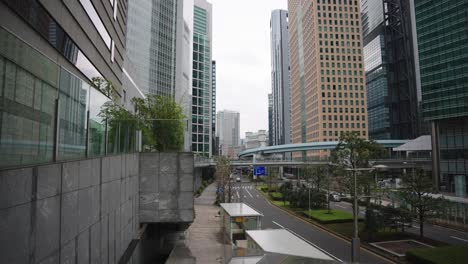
[[238, 140, 408, 158], [194, 139, 424, 168]]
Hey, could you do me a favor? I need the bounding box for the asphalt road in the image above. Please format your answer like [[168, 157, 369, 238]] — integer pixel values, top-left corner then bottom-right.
[[329, 201, 468, 245], [228, 181, 394, 264]]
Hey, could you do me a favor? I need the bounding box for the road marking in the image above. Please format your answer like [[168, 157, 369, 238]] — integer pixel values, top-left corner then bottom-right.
[[244, 195, 247, 198], [236, 191, 240, 199], [272, 221, 285, 228], [246, 189, 254, 198], [451, 236, 468, 243], [271, 220, 343, 262]]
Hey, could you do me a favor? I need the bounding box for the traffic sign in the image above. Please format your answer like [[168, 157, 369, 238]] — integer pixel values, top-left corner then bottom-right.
[[254, 166, 265, 176], [218, 187, 224, 193]]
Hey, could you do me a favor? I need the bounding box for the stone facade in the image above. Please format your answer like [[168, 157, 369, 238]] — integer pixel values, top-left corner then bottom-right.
[[139, 152, 195, 223], [0, 154, 140, 264]]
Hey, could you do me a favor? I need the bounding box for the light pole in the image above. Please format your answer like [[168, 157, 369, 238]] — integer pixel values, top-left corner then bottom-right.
[[345, 167, 375, 263]]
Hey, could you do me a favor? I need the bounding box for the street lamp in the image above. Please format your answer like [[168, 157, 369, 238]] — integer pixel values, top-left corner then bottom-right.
[[345, 167, 375, 264]]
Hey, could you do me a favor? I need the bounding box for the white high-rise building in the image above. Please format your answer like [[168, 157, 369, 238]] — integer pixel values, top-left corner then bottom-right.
[[244, 130, 269, 150], [216, 110, 240, 158], [126, 0, 193, 151]]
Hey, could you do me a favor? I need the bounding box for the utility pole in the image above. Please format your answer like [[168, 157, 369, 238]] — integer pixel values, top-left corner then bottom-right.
[[351, 168, 360, 263]]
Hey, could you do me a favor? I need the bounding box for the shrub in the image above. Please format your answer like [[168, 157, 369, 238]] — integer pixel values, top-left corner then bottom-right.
[[406, 246, 468, 264], [303, 209, 356, 224], [269, 192, 284, 201]]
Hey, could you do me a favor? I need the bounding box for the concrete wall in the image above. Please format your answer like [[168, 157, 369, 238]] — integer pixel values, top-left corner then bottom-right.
[[0, 153, 140, 264], [139, 152, 194, 223]]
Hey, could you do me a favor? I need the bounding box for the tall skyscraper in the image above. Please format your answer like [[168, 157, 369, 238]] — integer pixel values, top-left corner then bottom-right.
[[415, 0, 468, 197], [212, 60, 217, 155], [268, 93, 274, 146], [362, 0, 424, 140], [191, 0, 212, 157], [126, 0, 193, 151], [288, 0, 368, 158], [216, 110, 240, 158], [270, 9, 291, 146], [361, 0, 390, 139]]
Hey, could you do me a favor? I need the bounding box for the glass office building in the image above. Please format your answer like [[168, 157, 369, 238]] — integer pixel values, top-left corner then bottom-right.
[[191, 0, 212, 157], [270, 9, 291, 146], [415, 0, 468, 196], [0, 0, 137, 169]]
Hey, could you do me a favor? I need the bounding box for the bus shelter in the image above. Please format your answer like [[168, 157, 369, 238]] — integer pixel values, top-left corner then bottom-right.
[[244, 229, 337, 263], [221, 203, 263, 243]]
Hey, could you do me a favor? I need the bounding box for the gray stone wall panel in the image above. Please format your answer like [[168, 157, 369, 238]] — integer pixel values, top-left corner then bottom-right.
[[60, 191, 78, 245], [35, 196, 61, 262], [0, 167, 33, 209], [37, 164, 62, 200], [0, 203, 31, 264]]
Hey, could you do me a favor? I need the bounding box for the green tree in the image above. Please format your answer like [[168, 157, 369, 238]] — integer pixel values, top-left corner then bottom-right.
[[330, 132, 385, 227], [215, 156, 230, 203], [401, 169, 444, 238], [132, 95, 185, 152]]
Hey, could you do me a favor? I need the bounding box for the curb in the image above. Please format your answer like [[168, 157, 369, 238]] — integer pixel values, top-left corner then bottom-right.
[[257, 190, 399, 264]]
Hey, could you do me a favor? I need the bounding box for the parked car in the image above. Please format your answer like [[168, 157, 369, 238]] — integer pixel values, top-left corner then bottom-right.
[[329, 194, 341, 202], [236, 177, 241, 182]]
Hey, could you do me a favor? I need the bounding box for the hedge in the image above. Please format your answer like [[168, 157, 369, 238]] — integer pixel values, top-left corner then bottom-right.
[[406, 246, 468, 264]]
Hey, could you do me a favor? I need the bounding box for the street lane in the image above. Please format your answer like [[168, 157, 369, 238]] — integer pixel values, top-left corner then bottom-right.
[[230, 182, 393, 263], [329, 201, 468, 245]]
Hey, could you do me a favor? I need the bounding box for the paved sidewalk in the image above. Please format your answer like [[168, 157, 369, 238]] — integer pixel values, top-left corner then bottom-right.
[[187, 183, 227, 264]]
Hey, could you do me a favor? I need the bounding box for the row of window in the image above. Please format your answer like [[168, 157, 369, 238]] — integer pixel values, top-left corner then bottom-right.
[[322, 107, 366, 113], [317, 0, 359, 5], [323, 130, 366, 137], [317, 5, 359, 13], [322, 99, 366, 106], [322, 114, 366, 121], [321, 76, 364, 83]]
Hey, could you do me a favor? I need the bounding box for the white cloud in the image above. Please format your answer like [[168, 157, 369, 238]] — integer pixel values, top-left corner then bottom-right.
[[210, 0, 288, 136]]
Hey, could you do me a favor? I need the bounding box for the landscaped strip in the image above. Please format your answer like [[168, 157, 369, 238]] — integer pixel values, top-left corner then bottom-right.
[[406, 246, 468, 264], [303, 209, 355, 224]]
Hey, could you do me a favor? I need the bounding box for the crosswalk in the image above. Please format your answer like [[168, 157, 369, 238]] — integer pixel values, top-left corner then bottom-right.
[[231, 185, 255, 190]]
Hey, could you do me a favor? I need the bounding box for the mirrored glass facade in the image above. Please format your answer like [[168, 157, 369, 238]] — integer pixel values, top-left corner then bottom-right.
[[0, 26, 135, 169], [364, 34, 390, 139], [191, 1, 212, 157], [416, 0, 468, 196]]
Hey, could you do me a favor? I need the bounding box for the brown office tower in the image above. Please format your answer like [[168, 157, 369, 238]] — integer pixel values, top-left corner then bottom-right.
[[288, 0, 368, 158]]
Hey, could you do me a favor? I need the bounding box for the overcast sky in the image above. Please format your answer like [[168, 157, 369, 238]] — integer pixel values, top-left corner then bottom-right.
[[210, 0, 288, 137]]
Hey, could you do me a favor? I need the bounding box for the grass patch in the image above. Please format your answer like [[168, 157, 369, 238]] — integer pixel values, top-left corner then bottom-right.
[[255, 185, 268, 193], [271, 200, 290, 208], [303, 209, 354, 224], [269, 192, 284, 200], [406, 246, 468, 264]]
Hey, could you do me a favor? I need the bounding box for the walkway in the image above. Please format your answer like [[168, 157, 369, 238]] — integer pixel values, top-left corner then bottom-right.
[[187, 183, 226, 264]]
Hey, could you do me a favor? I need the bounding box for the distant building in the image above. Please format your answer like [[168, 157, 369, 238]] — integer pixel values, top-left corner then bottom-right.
[[244, 130, 269, 150], [268, 93, 273, 146], [216, 110, 240, 158], [415, 0, 468, 197], [191, 0, 213, 157], [270, 9, 291, 146]]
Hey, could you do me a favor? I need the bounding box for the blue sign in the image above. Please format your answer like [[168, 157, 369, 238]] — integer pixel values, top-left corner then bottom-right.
[[218, 187, 224, 193], [254, 166, 266, 176]]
